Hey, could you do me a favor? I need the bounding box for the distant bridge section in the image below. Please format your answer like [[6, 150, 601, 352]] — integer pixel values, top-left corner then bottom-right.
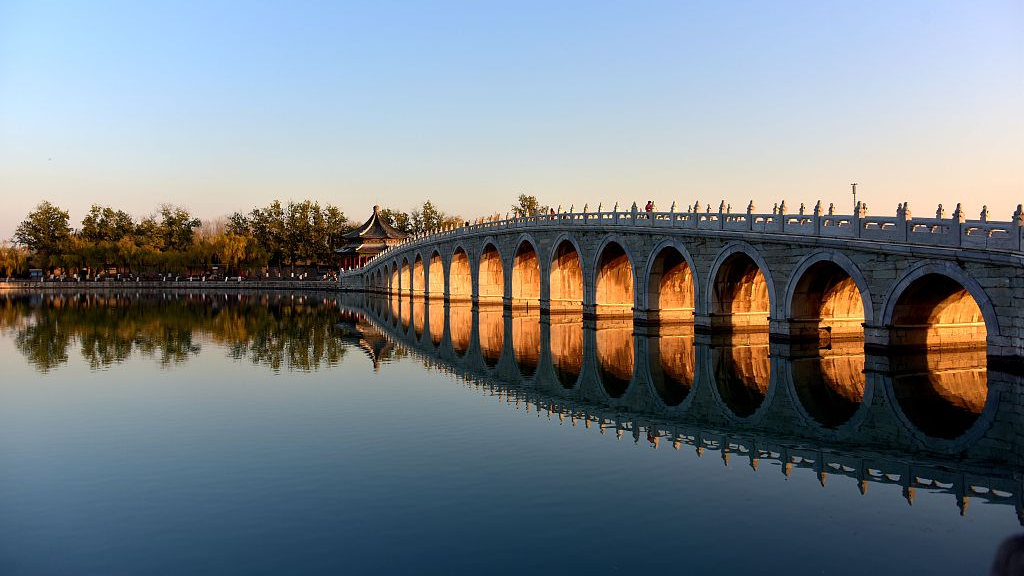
[[339, 202, 1024, 363]]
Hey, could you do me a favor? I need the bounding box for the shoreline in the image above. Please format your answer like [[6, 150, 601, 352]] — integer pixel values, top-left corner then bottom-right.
[[0, 280, 342, 292]]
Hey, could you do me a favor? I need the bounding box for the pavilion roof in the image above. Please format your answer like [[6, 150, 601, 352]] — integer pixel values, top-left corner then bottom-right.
[[342, 205, 409, 241]]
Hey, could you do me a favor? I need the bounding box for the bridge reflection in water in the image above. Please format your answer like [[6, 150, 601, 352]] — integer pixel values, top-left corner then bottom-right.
[[348, 292, 1024, 523]]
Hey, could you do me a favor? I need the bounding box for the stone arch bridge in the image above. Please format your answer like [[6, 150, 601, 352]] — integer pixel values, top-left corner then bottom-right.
[[339, 204, 1024, 363]]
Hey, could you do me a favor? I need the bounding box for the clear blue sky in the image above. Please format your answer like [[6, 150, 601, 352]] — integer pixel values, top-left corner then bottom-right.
[[1, 0, 1021, 236]]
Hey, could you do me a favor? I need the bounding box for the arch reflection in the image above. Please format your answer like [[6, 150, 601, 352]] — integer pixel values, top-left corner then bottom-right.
[[891, 350, 988, 440], [449, 304, 472, 357], [549, 314, 583, 388], [478, 308, 504, 368], [791, 349, 866, 429], [412, 298, 425, 339], [647, 325, 695, 406], [713, 338, 770, 418], [595, 318, 634, 398], [427, 300, 444, 346], [511, 309, 541, 378]]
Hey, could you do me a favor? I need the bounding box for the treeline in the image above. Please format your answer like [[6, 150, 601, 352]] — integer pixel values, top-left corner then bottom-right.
[[377, 200, 464, 234], [6, 200, 351, 278], [3, 196, 544, 279]]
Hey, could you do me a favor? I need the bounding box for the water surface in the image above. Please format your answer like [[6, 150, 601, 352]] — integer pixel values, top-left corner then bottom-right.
[[0, 291, 1020, 575]]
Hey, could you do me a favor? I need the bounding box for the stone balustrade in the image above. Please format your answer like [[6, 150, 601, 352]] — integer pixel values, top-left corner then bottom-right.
[[341, 201, 1024, 274]]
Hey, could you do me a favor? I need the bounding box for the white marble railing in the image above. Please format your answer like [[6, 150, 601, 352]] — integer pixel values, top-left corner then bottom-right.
[[342, 201, 1024, 274]]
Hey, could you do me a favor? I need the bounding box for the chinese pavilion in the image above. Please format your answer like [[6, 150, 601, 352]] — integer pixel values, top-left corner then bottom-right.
[[336, 205, 409, 269]]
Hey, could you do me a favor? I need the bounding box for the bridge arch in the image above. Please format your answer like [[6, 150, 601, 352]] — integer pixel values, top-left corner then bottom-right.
[[389, 262, 399, 294], [643, 239, 698, 324], [706, 242, 776, 331], [412, 254, 425, 297], [477, 240, 505, 305], [593, 235, 637, 318], [448, 245, 472, 302], [548, 234, 585, 313], [427, 250, 444, 299], [784, 251, 872, 342], [511, 235, 542, 307], [881, 262, 996, 351], [401, 259, 414, 295]]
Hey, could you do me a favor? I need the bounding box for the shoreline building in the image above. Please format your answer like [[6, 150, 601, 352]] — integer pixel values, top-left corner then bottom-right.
[[336, 205, 409, 269]]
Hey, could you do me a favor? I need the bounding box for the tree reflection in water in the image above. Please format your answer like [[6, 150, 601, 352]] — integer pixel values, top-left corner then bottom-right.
[[0, 292, 348, 373]]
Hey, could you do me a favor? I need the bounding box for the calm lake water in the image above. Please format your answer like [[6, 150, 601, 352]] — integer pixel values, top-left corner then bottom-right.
[[1, 290, 1021, 575]]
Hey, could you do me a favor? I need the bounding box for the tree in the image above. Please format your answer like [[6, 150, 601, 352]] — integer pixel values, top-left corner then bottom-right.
[[378, 208, 412, 234], [511, 194, 548, 218], [157, 204, 201, 252], [80, 205, 134, 243], [0, 241, 28, 278], [14, 201, 74, 266]]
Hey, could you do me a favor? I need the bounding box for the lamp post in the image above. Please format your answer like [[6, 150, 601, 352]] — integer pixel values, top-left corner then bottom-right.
[[851, 183, 858, 208]]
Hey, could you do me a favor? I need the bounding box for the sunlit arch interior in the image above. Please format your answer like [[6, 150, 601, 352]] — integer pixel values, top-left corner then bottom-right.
[[511, 241, 541, 309], [478, 244, 504, 305], [412, 255, 425, 297], [790, 260, 865, 343], [428, 252, 444, 300], [712, 252, 770, 331], [647, 246, 695, 324], [549, 240, 584, 313], [449, 248, 472, 302], [595, 241, 633, 318], [400, 260, 411, 296], [890, 273, 987, 351]]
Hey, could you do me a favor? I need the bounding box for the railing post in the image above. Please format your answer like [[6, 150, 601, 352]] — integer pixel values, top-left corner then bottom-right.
[[1015, 204, 1024, 251], [854, 201, 863, 239], [953, 203, 965, 247]]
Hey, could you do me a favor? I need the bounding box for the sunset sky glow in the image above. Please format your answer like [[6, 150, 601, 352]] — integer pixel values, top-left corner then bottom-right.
[[1, 0, 1021, 235]]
